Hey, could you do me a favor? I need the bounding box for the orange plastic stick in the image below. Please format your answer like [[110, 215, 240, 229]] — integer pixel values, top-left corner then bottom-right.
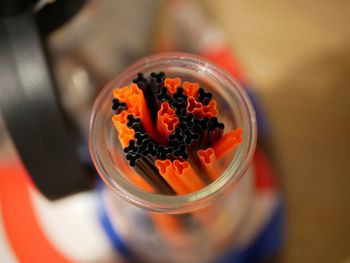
[[158, 101, 175, 116], [163, 116, 179, 134], [129, 83, 156, 137], [0, 163, 73, 263], [129, 103, 142, 118], [157, 102, 177, 142], [197, 148, 219, 181], [151, 213, 183, 245], [151, 214, 181, 233], [113, 86, 129, 101], [186, 96, 202, 112], [192, 106, 204, 118], [112, 111, 135, 148], [151, 159, 185, 245], [157, 115, 179, 140], [212, 128, 242, 159], [187, 99, 218, 118], [155, 160, 191, 195], [112, 111, 129, 132], [186, 96, 204, 118], [202, 100, 218, 117], [183, 81, 199, 97], [173, 160, 205, 192], [118, 125, 135, 148], [113, 84, 156, 138], [164, 77, 181, 95], [127, 170, 154, 193], [115, 152, 155, 193]]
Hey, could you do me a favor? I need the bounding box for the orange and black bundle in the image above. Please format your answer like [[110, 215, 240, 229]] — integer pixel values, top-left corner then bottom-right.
[[112, 72, 242, 195]]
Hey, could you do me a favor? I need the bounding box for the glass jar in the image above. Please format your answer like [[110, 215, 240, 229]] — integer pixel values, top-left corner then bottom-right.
[[89, 52, 257, 263]]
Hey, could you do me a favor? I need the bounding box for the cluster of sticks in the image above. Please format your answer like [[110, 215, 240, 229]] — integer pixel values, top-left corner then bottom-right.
[[112, 72, 242, 195]]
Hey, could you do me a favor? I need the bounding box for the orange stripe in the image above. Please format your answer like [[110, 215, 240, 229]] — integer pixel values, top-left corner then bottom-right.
[[113, 84, 156, 139], [157, 102, 177, 143], [212, 128, 242, 159], [112, 111, 129, 132], [164, 77, 181, 95], [117, 125, 135, 148], [186, 96, 202, 117], [197, 148, 218, 181], [202, 100, 218, 117], [173, 160, 205, 192], [183, 81, 199, 97], [157, 115, 179, 139], [155, 160, 190, 195], [0, 161, 73, 263]]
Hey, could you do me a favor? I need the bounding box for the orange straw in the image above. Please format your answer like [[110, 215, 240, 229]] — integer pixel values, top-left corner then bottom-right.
[[183, 81, 199, 97], [164, 77, 181, 95], [197, 148, 219, 181], [113, 84, 156, 138], [112, 86, 129, 101], [119, 159, 183, 244], [112, 112, 135, 148], [187, 98, 218, 118], [129, 83, 156, 137], [173, 160, 205, 192], [202, 100, 218, 117], [157, 102, 177, 142], [127, 170, 154, 193], [112, 111, 129, 132], [151, 213, 183, 245], [116, 154, 155, 193], [155, 160, 191, 195], [118, 125, 135, 148], [158, 101, 175, 116], [212, 128, 242, 159], [186, 96, 203, 118], [157, 115, 179, 140]]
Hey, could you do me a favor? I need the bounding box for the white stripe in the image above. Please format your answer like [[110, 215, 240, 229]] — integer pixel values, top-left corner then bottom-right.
[[0, 198, 19, 263], [29, 187, 118, 263]]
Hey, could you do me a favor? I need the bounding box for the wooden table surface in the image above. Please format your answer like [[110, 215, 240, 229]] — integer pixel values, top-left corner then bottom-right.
[[203, 1, 350, 262]]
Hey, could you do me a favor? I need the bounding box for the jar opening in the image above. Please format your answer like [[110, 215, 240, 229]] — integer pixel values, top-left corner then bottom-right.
[[89, 52, 257, 213]]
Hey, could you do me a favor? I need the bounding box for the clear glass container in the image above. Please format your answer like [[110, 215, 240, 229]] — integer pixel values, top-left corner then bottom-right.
[[89, 52, 257, 263]]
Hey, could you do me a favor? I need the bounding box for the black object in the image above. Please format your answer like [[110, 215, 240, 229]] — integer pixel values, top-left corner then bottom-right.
[[133, 71, 165, 124], [172, 100, 187, 116], [126, 152, 141, 167], [179, 113, 194, 128], [126, 115, 143, 132], [157, 145, 174, 160], [173, 87, 187, 101], [209, 117, 225, 131], [134, 131, 150, 146], [197, 87, 212, 105], [194, 117, 210, 131], [173, 144, 189, 160], [168, 127, 184, 142], [124, 140, 138, 154], [0, 0, 32, 16], [0, 10, 90, 199], [112, 98, 127, 114], [183, 129, 199, 145], [148, 72, 164, 121], [143, 142, 157, 156], [36, 0, 86, 35], [157, 87, 171, 102], [133, 72, 147, 86]]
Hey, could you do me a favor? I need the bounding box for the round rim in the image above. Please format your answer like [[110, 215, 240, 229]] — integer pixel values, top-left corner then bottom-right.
[[89, 52, 257, 213]]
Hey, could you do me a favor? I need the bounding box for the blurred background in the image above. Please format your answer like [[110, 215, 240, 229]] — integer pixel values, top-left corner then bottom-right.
[[0, 0, 349, 262]]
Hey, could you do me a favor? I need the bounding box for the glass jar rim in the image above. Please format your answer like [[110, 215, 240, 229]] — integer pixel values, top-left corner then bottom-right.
[[89, 52, 257, 213]]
